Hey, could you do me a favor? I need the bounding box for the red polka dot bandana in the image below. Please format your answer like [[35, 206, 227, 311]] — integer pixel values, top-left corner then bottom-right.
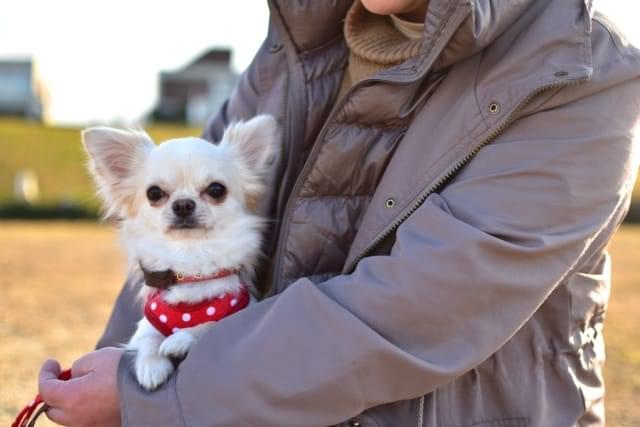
[[144, 286, 250, 336]]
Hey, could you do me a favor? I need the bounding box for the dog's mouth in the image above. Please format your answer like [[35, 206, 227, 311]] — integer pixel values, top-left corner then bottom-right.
[[169, 219, 202, 230]]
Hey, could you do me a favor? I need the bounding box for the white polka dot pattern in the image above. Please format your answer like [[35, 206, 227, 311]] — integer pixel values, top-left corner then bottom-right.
[[144, 286, 250, 336]]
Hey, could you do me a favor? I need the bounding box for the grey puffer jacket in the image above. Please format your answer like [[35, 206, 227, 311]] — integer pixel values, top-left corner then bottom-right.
[[97, 0, 640, 426]]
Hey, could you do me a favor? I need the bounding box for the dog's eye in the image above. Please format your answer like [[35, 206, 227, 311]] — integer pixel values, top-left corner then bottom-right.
[[206, 182, 226, 200], [146, 186, 165, 202]]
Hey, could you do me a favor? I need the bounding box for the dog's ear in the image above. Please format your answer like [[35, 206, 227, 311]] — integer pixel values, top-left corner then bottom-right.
[[220, 115, 278, 174], [82, 127, 155, 217]]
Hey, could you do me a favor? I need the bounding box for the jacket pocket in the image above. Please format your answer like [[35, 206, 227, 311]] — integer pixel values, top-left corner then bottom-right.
[[335, 415, 529, 427], [463, 418, 529, 427]]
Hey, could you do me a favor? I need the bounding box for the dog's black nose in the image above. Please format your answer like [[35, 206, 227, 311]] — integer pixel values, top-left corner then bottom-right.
[[172, 199, 196, 217]]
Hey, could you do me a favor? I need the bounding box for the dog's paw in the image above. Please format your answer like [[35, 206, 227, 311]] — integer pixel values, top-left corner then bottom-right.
[[159, 331, 196, 358], [135, 354, 174, 391]]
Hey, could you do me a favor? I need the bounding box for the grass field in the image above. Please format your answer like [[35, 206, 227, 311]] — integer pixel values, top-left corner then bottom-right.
[[0, 222, 638, 426], [0, 118, 202, 207]]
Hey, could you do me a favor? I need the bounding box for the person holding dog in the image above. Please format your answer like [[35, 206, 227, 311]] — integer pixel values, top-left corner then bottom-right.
[[38, 0, 640, 425]]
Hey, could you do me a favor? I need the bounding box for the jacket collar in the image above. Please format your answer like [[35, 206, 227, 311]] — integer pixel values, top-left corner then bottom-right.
[[270, 0, 593, 80], [269, 0, 353, 53], [426, 0, 533, 70]]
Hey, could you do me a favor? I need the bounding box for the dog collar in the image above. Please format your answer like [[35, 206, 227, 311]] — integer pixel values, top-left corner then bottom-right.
[[144, 286, 250, 336], [140, 265, 238, 290]]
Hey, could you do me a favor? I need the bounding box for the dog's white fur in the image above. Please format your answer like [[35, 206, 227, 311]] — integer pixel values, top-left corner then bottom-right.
[[82, 115, 277, 390]]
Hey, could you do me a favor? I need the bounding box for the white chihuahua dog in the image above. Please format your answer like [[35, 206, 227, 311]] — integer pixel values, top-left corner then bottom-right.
[[82, 115, 277, 390]]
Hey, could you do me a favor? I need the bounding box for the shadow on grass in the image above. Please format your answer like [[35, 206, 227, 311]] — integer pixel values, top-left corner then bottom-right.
[[0, 201, 99, 220], [624, 201, 640, 223]]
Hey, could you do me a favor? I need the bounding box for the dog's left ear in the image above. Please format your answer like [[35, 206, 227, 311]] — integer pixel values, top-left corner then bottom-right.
[[220, 115, 279, 174]]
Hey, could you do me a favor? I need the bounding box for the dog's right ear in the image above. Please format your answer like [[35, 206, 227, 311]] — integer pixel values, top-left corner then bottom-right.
[[82, 127, 155, 217]]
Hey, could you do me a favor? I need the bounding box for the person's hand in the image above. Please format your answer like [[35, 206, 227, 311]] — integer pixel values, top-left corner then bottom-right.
[[38, 347, 123, 426]]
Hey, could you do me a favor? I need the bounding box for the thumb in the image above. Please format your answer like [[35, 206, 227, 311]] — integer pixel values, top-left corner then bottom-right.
[[71, 353, 95, 378], [39, 359, 61, 383], [38, 359, 68, 407]]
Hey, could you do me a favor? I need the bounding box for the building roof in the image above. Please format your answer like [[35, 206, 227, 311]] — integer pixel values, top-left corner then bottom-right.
[[189, 49, 232, 66], [160, 48, 235, 82], [0, 59, 33, 71]]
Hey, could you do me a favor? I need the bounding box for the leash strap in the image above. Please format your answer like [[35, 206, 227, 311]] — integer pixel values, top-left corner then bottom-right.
[[13, 369, 71, 427]]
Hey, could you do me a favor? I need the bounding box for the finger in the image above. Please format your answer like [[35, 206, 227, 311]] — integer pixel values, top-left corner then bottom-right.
[[39, 360, 70, 407], [46, 405, 72, 426]]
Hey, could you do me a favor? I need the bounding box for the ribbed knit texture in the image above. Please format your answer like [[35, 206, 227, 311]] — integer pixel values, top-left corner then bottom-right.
[[338, 0, 425, 98], [390, 14, 425, 40]]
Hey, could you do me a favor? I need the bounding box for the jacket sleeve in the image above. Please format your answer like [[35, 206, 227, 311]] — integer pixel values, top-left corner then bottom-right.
[[116, 73, 640, 427], [95, 274, 143, 349]]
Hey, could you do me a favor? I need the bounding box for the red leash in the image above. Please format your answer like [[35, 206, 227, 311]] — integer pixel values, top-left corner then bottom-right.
[[13, 369, 72, 427]]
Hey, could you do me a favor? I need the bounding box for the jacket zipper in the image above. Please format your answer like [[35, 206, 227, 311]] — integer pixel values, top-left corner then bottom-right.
[[344, 76, 588, 277], [265, 3, 308, 296], [262, 66, 290, 298], [267, 0, 470, 293], [414, 78, 588, 426]]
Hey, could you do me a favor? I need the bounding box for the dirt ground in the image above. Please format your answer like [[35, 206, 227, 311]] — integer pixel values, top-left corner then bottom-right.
[[0, 222, 638, 426]]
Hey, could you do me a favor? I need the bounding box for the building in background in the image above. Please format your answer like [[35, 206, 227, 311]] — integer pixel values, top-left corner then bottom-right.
[[0, 58, 48, 121], [151, 48, 238, 126]]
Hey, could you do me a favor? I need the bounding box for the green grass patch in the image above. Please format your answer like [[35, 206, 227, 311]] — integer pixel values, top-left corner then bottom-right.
[[0, 118, 202, 209]]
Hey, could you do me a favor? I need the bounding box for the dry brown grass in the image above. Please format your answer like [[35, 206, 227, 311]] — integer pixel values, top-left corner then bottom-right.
[[0, 222, 124, 426], [603, 225, 640, 426], [0, 222, 638, 426]]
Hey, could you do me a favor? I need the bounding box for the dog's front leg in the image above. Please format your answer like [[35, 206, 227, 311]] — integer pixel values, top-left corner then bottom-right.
[[127, 318, 174, 391], [158, 321, 216, 359]]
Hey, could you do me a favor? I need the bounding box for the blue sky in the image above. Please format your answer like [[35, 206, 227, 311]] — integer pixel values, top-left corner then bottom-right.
[[0, 1, 637, 125]]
